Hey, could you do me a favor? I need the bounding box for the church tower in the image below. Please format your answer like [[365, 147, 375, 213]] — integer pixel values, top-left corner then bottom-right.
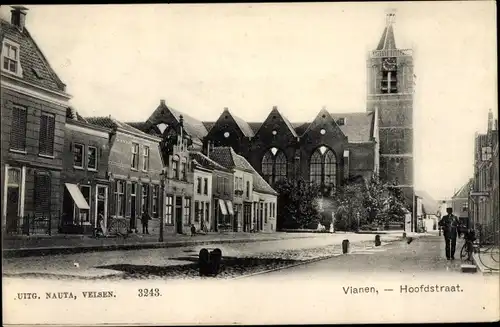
[[367, 10, 415, 214]]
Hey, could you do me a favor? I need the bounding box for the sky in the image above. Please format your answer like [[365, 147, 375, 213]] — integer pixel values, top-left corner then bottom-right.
[[1, 2, 497, 200]]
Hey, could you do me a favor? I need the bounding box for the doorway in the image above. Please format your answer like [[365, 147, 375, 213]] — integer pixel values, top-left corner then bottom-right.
[[175, 196, 183, 234], [95, 185, 108, 231], [130, 183, 137, 231], [243, 203, 251, 232]]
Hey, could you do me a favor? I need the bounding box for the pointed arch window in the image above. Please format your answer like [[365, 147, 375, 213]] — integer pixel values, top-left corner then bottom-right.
[[261, 147, 287, 185], [309, 146, 337, 191]]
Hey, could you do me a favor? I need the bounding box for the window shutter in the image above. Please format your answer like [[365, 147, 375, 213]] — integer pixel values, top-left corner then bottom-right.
[[39, 114, 55, 156], [148, 184, 153, 215], [125, 181, 132, 218], [10, 106, 27, 150], [34, 173, 51, 218], [109, 182, 116, 217]]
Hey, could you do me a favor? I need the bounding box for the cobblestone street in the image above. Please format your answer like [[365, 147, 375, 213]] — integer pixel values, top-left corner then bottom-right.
[[3, 232, 402, 280]]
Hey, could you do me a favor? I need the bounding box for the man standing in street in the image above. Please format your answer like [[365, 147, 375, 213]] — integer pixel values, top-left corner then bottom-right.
[[141, 210, 150, 235], [438, 207, 460, 260]]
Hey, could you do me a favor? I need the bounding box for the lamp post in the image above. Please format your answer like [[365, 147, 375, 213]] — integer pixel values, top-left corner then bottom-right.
[[159, 170, 166, 243]]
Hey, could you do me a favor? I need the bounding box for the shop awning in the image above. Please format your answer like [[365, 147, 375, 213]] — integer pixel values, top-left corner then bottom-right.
[[65, 183, 90, 210], [225, 200, 234, 215], [218, 199, 228, 216]]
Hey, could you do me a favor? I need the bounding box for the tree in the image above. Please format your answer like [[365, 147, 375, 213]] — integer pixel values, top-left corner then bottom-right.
[[384, 183, 409, 224], [274, 177, 322, 230], [333, 176, 369, 231], [363, 174, 389, 224]]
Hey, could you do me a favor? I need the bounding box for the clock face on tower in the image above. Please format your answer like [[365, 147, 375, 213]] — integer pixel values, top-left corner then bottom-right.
[[382, 57, 397, 71]]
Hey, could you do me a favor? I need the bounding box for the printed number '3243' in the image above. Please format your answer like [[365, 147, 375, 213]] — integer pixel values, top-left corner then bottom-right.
[[138, 288, 161, 297]]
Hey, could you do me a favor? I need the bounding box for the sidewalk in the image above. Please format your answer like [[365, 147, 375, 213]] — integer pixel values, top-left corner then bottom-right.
[[472, 246, 500, 274], [2, 231, 352, 258]]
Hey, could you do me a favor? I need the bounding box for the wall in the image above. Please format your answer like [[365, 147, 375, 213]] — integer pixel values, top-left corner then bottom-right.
[[192, 168, 212, 232], [1, 88, 66, 234], [61, 121, 111, 233], [252, 191, 277, 232]]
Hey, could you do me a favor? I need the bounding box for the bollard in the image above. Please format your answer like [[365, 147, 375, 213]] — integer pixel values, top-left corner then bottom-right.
[[375, 234, 381, 247], [342, 239, 350, 254], [198, 248, 210, 276], [403, 232, 407, 239], [209, 248, 222, 276]]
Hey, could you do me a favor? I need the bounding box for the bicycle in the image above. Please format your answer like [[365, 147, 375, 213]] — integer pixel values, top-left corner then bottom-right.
[[460, 229, 476, 263]]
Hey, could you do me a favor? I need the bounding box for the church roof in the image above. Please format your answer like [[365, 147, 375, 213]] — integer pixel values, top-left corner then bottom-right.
[[201, 110, 375, 143], [225, 109, 255, 138]]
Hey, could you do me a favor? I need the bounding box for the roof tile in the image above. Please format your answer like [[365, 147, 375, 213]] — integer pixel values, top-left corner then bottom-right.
[[1, 19, 66, 93]]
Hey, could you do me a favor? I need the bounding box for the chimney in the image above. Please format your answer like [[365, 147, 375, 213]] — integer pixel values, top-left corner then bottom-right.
[[487, 109, 493, 131], [272, 105, 278, 110], [11, 6, 28, 31], [160, 99, 165, 106]]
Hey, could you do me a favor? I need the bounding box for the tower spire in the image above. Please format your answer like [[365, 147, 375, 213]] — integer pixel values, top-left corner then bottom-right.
[[377, 8, 397, 50]]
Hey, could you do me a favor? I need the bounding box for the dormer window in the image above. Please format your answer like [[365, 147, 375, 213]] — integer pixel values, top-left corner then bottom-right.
[[336, 118, 346, 126], [2, 39, 22, 77]]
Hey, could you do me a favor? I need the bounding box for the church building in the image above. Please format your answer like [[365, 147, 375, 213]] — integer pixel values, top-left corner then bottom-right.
[[129, 12, 415, 224]]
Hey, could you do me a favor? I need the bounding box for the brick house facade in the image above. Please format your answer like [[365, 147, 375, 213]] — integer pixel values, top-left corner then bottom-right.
[[86, 116, 164, 235], [60, 110, 112, 234], [1, 7, 71, 235], [469, 110, 498, 244]]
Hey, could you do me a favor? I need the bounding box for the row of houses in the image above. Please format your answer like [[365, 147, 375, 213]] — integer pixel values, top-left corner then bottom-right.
[[1, 6, 277, 237], [452, 109, 499, 245]]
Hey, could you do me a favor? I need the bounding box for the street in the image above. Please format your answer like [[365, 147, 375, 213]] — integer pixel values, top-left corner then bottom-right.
[[4, 232, 498, 325], [3, 232, 402, 279]]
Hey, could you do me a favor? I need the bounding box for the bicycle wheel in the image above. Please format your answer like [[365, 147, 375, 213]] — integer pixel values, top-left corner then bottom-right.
[[460, 242, 469, 261], [108, 218, 129, 236]]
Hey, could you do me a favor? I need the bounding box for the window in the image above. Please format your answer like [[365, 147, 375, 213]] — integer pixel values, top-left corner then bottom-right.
[[142, 184, 149, 214], [73, 143, 84, 168], [203, 178, 208, 195], [115, 180, 126, 217], [172, 160, 178, 179], [197, 177, 202, 194], [34, 172, 51, 218], [224, 177, 229, 195], [381, 68, 398, 94], [10, 105, 27, 151], [265, 203, 268, 224], [205, 202, 210, 224], [131, 143, 139, 169], [165, 195, 173, 225], [142, 146, 150, 171], [200, 202, 204, 223], [462, 202, 469, 212], [482, 146, 492, 161], [39, 113, 55, 156], [184, 197, 191, 225], [309, 146, 337, 193], [246, 181, 250, 198], [152, 185, 159, 217], [195, 201, 200, 222], [87, 146, 98, 170], [261, 148, 287, 185], [180, 162, 187, 181], [2, 40, 21, 75]]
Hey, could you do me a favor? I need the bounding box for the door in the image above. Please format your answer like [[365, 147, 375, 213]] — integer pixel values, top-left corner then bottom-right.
[[175, 196, 183, 234], [6, 187, 20, 233], [96, 185, 108, 231], [130, 183, 137, 230], [243, 203, 251, 232]]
